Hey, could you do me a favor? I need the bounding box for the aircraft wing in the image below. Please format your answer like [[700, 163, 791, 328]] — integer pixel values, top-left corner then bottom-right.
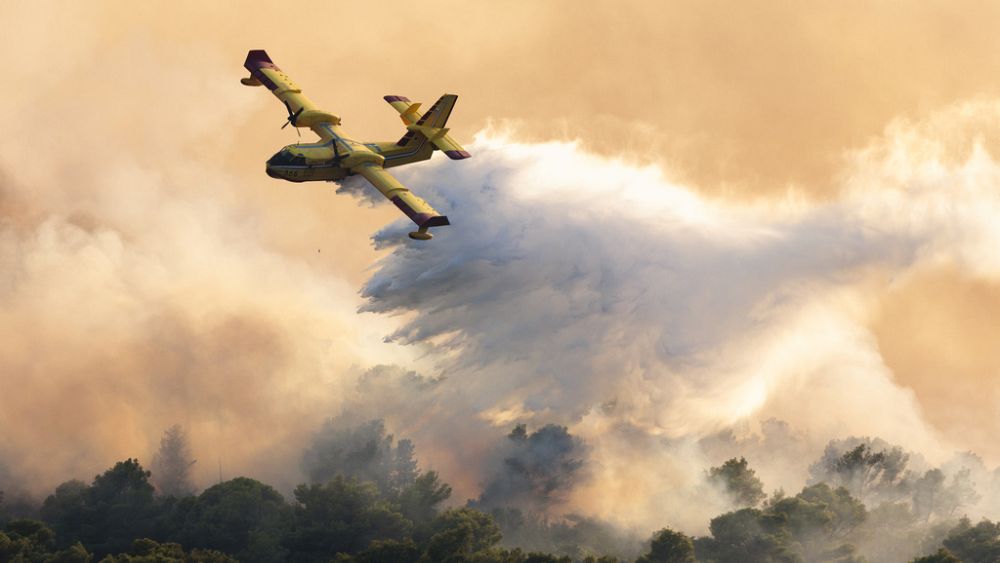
[[242, 50, 339, 140], [354, 164, 450, 230]]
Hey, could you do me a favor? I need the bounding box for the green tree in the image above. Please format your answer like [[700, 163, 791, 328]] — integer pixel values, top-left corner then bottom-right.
[[39, 459, 158, 557], [41, 480, 89, 548], [355, 539, 421, 563], [940, 517, 1000, 563], [1, 518, 56, 561], [694, 508, 799, 563], [911, 548, 962, 562], [636, 528, 696, 563], [423, 508, 503, 562], [396, 471, 452, 535], [172, 477, 291, 563], [302, 419, 419, 494], [391, 440, 420, 492], [102, 538, 236, 562], [286, 476, 411, 562], [694, 483, 867, 563], [708, 457, 766, 507]]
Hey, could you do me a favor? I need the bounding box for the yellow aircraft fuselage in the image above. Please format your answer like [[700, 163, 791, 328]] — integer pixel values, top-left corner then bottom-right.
[[265, 122, 435, 183]]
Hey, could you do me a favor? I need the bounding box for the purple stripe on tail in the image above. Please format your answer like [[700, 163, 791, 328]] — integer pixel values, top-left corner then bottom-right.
[[384, 95, 411, 103], [243, 50, 280, 90], [444, 150, 471, 160]]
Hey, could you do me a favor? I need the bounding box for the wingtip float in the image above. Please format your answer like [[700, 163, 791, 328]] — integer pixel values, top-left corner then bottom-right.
[[241, 49, 469, 241]]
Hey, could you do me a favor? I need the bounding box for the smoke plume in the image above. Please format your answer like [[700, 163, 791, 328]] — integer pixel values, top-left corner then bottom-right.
[[349, 103, 1000, 530]]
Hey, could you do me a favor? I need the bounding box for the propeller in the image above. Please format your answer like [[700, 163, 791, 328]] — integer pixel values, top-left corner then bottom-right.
[[282, 101, 304, 141], [282, 101, 305, 129]]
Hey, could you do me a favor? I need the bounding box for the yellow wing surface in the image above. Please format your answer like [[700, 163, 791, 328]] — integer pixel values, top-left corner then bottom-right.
[[242, 50, 339, 140], [355, 164, 450, 233]]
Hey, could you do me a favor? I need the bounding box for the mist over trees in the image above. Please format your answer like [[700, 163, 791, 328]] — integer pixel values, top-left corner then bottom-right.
[[2, 420, 1000, 562], [151, 425, 196, 499]]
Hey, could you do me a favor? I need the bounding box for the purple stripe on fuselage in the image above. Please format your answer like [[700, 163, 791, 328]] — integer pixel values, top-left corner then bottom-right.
[[397, 131, 416, 147], [416, 102, 439, 125]]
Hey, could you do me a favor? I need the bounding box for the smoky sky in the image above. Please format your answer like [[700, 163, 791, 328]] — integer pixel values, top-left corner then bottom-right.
[[2, 0, 1000, 537]]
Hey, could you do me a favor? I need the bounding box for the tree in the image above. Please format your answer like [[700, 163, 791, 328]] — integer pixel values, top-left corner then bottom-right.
[[391, 440, 420, 492], [355, 539, 421, 563], [708, 457, 766, 507], [636, 528, 696, 563], [152, 425, 197, 498], [40, 480, 89, 547], [396, 470, 452, 535], [940, 518, 1000, 563], [768, 484, 866, 562], [172, 477, 291, 563], [424, 508, 503, 562], [912, 469, 946, 523], [911, 548, 962, 563], [40, 459, 159, 557], [694, 508, 798, 563], [286, 476, 411, 562], [1, 518, 56, 561], [694, 483, 868, 563], [809, 439, 911, 503], [473, 425, 585, 512], [102, 538, 236, 562], [302, 419, 422, 496]]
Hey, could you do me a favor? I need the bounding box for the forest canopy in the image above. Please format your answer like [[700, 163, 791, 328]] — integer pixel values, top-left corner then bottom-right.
[[1, 419, 999, 562]]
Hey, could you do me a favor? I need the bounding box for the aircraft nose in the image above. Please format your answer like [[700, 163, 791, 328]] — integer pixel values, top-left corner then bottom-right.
[[266, 166, 281, 179]]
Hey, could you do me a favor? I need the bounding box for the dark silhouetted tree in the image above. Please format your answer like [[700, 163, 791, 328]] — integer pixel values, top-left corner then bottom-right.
[[302, 419, 421, 496], [39, 479, 88, 547], [40, 459, 158, 557], [172, 477, 290, 563], [354, 538, 421, 563], [286, 476, 411, 562], [473, 424, 586, 512], [708, 457, 766, 507], [911, 548, 962, 562], [695, 483, 867, 563], [940, 517, 1000, 563], [424, 507, 503, 562], [636, 528, 696, 563], [694, 507, 797, 563], [102, 537, 236, 562], [396, 470, 451, 536]]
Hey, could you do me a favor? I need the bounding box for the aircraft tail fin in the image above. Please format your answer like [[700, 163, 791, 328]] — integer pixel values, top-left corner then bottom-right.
[[384, 94, 471, 160]]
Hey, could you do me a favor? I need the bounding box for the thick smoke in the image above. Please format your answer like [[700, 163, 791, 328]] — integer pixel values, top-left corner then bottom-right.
[[472, 424, 587, 513], [350, 102, 1000, 531], [0, 32, 406, 494]]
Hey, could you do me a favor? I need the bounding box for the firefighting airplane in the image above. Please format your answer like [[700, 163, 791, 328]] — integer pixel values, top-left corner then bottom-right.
[[241, 50, 470, 240]]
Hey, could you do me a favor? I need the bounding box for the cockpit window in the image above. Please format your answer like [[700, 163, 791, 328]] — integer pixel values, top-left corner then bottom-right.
[[268, 150, 307, 166]]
